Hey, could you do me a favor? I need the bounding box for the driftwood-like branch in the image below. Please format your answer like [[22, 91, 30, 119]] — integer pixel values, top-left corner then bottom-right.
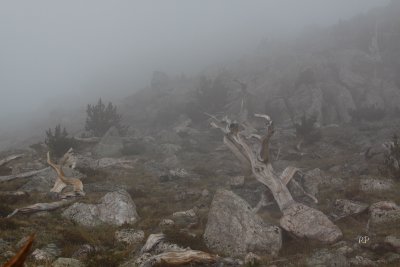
[[140, 250, 219, 267], [210, 113, 341, 243], [0, 154, 24, 167], [47, 151, 85, 196], [0, 167, 49, 182], [3, 233, 35, 267], [6, 199, 76, 218]]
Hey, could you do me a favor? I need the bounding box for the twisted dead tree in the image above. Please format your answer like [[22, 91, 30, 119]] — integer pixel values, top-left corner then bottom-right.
[[210, 114, 342, 243], [47, 149, 85, 197], [5, 149, 85, 218]]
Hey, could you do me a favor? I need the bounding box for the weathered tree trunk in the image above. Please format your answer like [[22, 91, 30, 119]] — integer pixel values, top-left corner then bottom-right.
[[211, 115, 342, 243], [6, 199, 76, 218], [140, 250, 219, 267]]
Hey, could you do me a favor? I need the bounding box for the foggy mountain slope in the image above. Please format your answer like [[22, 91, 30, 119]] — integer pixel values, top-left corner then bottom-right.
[[1, 1, 398, 152], [121, 0, 400, 129], [2, 2, 400, 267]]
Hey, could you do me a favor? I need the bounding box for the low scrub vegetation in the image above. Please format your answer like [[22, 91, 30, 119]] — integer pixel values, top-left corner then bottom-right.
[[85, 98, 124, 137], [45, 125, 76, 158]]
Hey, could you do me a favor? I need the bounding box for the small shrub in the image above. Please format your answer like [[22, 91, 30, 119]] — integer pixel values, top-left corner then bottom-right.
[[382, 134, 400, 179], [85, 98, 125, 137], [349, 105, 386, 122], [45, 125, 76, 158], [295, 113, 321, 143]]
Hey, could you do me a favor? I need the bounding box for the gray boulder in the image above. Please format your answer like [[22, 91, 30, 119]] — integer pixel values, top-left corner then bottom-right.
[[94, 127, 123, 158], [62, 190, 138, 227], [204, 190, 282, 257], [368, 201, 400, 227]]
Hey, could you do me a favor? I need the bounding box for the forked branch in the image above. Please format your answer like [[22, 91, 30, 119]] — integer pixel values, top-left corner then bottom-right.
[[47, 150, 84, 197]]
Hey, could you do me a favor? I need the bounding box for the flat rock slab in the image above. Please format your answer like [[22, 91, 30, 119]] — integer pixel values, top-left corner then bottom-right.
[[204, 189, 282, 258], [359, 178, 394, 192], [62, 190, 138, 227], [331, 199, 368, 220]]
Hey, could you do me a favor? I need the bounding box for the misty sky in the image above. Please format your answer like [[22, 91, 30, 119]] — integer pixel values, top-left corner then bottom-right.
[[0, 0, 389, 119]]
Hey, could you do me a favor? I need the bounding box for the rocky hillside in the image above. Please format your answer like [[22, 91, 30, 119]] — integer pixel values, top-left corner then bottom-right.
[[0, 2, 400, 267]]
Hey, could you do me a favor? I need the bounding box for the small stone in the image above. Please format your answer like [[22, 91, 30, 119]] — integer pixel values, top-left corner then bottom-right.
[[306, 249, 349, 267], [201, 189, 210, 197], [385, 236, 400, 253], [71, 244, 98, 260], [228, 176, 245, 187], [115, 229, 145, 245], [349, 256, 377, 266], [244, 252, 261, 265], [32, 243, 61, 262], [159, 219, 175, 228], [52, 257, 84, 267]]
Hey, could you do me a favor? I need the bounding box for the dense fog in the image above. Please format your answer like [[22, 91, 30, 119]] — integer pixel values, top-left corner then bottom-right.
[[0, 1, 388, 116]]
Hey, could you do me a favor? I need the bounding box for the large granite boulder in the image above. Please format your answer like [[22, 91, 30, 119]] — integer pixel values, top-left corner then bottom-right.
[[62, 190, 138, 227], [204, 190, 282, 257], [94, 127, 123, 158]]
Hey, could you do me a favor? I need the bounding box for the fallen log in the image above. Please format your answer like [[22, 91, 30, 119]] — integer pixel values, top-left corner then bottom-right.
[[0, 154, 24, 167], [210, 114, 342, 243], [6, 199, 76, 218], [0, 167, 49, 182]]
